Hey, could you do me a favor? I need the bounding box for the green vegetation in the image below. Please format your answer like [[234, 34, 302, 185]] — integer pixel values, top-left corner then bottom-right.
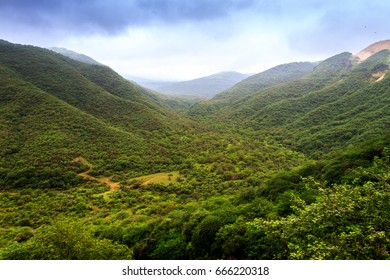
[[0, 40, 389, 260], [191, 51, 389, 156], [2, 217, 132, 260]]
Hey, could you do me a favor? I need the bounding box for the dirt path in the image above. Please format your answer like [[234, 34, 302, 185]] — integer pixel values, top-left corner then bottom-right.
[[98, 176, 120, 191], [73, 157, 121, 191]]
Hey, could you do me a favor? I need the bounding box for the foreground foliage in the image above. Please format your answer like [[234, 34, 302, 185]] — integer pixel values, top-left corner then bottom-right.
[[3, 217, 132, 260], [1, 142, 388, 260]]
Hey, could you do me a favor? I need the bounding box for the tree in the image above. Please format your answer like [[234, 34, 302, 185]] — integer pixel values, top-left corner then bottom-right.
[[191, 216, 225, 259], [3, 217, 133, 260]]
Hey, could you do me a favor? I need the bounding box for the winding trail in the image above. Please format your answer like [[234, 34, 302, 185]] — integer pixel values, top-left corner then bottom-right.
[[73, 157, 120, 191]]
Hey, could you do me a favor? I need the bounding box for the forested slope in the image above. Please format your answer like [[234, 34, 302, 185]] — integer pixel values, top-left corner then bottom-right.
[[0, 40, 195, 189], [190, 50, 389, 156]]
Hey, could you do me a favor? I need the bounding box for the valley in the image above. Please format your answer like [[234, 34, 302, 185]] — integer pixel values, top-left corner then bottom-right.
[[0, 39, 389, 260]]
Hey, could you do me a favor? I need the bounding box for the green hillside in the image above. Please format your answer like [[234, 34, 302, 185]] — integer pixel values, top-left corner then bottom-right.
[[0, 40, 187, 133], [0, 40, 389, 260], [191, 51, 389, 156], [0, 40, 196, 189]]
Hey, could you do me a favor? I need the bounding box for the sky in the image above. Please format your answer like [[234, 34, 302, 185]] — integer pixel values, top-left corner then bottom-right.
[[1, 0, 390, 81]]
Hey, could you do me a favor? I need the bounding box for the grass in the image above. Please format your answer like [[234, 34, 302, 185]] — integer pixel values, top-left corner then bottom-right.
[[132, 171, 180, 186]]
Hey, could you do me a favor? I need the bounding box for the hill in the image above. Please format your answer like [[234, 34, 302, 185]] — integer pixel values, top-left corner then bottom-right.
[[0, 39, 193, 188], [153, 71, 251, 99], [189, 44, 390, 156]]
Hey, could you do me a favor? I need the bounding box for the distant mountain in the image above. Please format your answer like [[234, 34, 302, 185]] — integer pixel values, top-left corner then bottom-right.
[[50, 47, 102, 65], [153, 71, 251, 99], [127, 75, 176, 91]]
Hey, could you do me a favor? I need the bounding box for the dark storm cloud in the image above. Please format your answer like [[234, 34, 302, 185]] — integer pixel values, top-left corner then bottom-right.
[[0, 0, 255, 34]]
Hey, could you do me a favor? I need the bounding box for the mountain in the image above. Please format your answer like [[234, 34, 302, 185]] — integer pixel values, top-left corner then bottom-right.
[[189, 41, 390, 156], [50, 47, 103, 65], [245, 51, 389, 155], [153, 71, 251, 99], [127, 75, 177, 91], [0, 40, 192, 188], [354, 39, 390, 62]]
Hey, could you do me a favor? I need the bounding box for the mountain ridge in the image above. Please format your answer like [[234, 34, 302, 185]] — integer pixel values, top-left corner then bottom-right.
[[49, 47, 103, 65], [188, 44, 389, 155], [354, 39, 390, 62], [0, 39, 194, 188]]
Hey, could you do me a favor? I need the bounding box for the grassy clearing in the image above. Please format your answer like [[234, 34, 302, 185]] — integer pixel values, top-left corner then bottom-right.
[[131, 171, 180, 186]]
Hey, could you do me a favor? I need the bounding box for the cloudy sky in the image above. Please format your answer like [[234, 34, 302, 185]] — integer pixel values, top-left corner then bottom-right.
[[1, 0, 389, 80]]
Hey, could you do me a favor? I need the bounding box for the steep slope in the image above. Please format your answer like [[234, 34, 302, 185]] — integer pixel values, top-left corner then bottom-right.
[[155, 71, 250, 99], [0, 40, 187, 133], [49, 48, 185, 109], [0, 65, 150, 188], [195, 45, 389, 156], [273, 50, 390, 154], [219, 52, 354, 123], [0, 40, 192, 188]]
